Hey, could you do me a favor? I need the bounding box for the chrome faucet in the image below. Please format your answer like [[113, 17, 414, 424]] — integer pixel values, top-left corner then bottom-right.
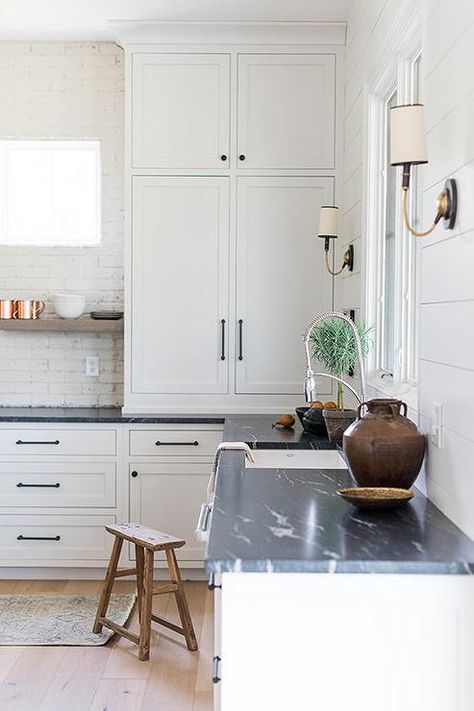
[[302, 311, 366, 405]]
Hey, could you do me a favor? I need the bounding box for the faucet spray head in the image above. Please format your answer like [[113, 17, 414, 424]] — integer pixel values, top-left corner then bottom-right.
[[304, 369, 317, 403]]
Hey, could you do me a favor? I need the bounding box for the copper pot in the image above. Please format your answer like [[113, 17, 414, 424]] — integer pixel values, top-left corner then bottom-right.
[[14, 300, 45, 320], [342, 399, 426, 489], [0, 300, 18, 319]]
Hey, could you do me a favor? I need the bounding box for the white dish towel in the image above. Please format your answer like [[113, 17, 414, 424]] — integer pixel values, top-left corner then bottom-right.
[[195, 441, 255, 543]]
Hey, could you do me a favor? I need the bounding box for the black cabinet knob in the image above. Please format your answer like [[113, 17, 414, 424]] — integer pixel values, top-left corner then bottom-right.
[[220, 154, 227, 161], [239, 154, 246, 161], [131, 470, 138, 478]]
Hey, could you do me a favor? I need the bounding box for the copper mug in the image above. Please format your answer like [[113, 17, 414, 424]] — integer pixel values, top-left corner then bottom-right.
[[0, 300, 17, 319], [14, 300, 45, 320]]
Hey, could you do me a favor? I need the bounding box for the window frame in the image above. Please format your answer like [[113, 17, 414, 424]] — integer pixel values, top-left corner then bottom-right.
[[0, 138, 101, 247], [364, 33, 422, 411]]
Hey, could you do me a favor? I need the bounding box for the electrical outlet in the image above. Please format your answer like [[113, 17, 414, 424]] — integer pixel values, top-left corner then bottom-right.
[[430, 403, 444, 449], [85, 356, 99, 377]]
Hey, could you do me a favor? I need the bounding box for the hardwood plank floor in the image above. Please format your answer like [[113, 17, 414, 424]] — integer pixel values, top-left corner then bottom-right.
[[0, 580, 213, 711]]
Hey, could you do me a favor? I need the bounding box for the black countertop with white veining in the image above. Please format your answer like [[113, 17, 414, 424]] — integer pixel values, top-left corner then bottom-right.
[[205, 417, 474, 575], [1, 407, 473, 574]]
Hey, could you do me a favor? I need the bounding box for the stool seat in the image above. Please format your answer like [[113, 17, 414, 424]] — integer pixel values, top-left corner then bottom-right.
[[93, 522, 198, 661], [106, 523, 185, 551]]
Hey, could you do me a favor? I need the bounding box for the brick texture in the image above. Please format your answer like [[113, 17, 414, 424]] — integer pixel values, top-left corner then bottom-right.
[[0, 41, 124, 407]]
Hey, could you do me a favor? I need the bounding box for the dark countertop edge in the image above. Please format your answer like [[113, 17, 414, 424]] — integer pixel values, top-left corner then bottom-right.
[[0, 415, 227, 424], [205, 560, 474, 575]]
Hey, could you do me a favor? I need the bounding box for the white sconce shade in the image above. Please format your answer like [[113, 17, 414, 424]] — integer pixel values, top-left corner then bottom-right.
[[390, 104, 428, 166], [318, 206, 339, 238]]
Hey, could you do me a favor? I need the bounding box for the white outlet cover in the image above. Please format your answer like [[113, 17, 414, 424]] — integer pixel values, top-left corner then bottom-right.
[[85, 356, 100, 377]]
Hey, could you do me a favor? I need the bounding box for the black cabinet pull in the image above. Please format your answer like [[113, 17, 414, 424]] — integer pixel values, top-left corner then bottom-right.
[[212, 656, 222, 684], [239, 154, 245, 161], [208, 573, 222, 591], [17, 535, 60, 541], [16, 440, 60, 446], [220, 319, 226, 361], [131, 470, 139, 478], [155, 440, 199, 447], [17, 482, 60, 488], [238, 319, 243, 360], [220, 154, 227, 161]]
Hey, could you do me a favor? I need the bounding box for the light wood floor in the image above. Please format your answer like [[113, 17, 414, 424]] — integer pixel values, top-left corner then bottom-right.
[[0, 579, 213, 711]]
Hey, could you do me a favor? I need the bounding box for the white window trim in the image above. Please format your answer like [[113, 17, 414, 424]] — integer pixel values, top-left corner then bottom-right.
[[362, 19, 422, 415], [0, 138, 101, 247]]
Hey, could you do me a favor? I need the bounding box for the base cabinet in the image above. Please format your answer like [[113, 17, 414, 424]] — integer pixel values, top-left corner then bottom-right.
[[0, 423, 220, 571], [217, 573, 474, 711], [129, 461, 210, 565]]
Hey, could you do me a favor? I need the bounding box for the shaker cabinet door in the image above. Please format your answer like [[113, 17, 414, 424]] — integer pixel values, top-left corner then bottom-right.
[[131, 176, 229, 395], [235, 176, 334, 395], [237, 54, 336, 169], [129, 462, 209, 563], [132, 53, 230, 168]]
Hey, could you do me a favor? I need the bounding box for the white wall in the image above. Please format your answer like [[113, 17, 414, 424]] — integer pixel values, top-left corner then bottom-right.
[[0, 42, 124, 407], [341, 0, 474, 537], [418, 0, 474, 537]]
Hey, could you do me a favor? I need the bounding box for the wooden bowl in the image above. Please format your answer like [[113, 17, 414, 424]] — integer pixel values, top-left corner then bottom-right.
[[337, 487, 414, 510]]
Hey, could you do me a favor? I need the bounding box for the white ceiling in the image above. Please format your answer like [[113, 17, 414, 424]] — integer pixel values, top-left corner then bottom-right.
[[0, 0, 353, 41]]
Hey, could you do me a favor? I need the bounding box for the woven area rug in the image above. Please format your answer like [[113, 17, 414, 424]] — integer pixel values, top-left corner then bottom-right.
[[0, 594, 136, 646]]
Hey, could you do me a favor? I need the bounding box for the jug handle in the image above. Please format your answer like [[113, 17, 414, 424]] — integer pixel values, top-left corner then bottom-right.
[[387, 401, 408, 417], [33, 301, 45, 318], [357, 402, 369, 420]]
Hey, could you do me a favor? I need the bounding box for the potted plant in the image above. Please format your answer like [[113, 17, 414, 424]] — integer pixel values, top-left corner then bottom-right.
[[309, 318, 373, 442]]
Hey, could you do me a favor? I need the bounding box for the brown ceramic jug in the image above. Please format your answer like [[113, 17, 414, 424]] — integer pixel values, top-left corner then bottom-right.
[[342, 399, 426, 489]]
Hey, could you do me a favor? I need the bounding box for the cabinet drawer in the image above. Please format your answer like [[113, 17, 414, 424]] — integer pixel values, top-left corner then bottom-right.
[[0, 515, 115, 561], [129, 429, 221, 457], [0, 462, 116, 508], [0, 428, 116, 456]]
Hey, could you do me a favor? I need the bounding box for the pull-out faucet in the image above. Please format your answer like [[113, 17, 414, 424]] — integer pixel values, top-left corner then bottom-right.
[[302, 311, 366, 405]]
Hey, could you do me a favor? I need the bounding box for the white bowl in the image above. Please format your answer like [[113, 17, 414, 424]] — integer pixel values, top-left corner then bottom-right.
[[53, 293, 85, 319]]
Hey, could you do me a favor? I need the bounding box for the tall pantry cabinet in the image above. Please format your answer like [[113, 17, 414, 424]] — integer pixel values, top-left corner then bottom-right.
[[119, 23, 345, 413]]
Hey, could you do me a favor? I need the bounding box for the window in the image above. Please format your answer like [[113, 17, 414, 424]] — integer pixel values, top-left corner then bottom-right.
[[365, 47, 422, 402], [0, 140, 101, 246]]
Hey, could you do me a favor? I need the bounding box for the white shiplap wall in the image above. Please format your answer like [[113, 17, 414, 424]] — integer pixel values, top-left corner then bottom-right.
[[0, 42, 124, 407], [419, 0, 474, 537], [340, 0, 474, 537]]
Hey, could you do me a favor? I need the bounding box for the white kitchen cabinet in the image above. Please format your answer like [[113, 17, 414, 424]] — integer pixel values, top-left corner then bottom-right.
[[129, 461, 210, 564], [132, 53, 230, 169], [235, 176, 334, 395], [237, 54, 336, 169], [130, 176, 230, 396]]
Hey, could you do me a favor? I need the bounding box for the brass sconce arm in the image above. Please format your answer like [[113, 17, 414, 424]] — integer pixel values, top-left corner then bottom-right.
[[401, 164, 457, 238], [320, 235, 354, 277]]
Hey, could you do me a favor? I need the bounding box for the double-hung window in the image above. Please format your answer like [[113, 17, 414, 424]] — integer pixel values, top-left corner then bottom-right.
[[365, 47, 422, 407]]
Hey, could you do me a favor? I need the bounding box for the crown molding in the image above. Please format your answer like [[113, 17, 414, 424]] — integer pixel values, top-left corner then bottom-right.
[[109, 20, 347, 47]]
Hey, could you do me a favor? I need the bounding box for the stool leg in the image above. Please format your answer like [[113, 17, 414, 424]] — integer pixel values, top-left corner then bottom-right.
[[93, 536, 123, 634], [166, 548, 198, 651], [135, 544, 144, 624], [138, 548, 154, 661]]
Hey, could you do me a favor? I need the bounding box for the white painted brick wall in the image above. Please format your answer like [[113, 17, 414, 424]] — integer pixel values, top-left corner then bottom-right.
[[0, 41, 124, 407]]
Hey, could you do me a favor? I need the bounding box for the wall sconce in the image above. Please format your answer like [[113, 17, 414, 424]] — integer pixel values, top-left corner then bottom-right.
[[390, 103, 457, 237], [318, 206, 354, 276]]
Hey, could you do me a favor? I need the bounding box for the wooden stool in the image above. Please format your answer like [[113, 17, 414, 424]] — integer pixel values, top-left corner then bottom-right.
[[93, 523, 198, 661]]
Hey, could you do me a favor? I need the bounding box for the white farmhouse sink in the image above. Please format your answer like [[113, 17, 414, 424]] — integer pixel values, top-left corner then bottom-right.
[[245, 449, 347, 470]]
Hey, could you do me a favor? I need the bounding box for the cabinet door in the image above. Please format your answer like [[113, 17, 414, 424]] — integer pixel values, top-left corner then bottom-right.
[[237, 54, 336, 169], [236, 177, 334, 395], [129, 462, 209, 563], [131, 176, 229, 395], [132, 53, 230, 168]]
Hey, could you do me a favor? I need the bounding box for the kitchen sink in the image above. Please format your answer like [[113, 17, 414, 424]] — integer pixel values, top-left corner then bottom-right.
[[245, 449, 347, 469]]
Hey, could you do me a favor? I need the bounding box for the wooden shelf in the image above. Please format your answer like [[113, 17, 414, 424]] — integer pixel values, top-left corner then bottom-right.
[[0, 317, 124, 333]]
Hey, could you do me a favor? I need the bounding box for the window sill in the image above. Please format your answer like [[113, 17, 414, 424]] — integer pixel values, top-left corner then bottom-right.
[[365, 375, 419, 415]]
